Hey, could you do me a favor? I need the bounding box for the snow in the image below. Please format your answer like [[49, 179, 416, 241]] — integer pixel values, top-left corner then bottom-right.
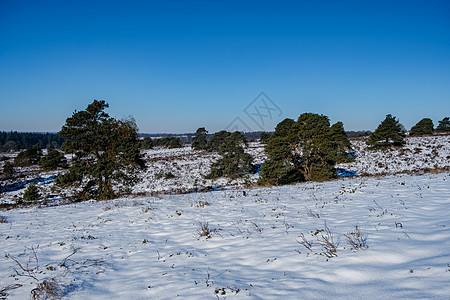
[[337, 134, 450, 176], [1, 172, 450, 298], [2, 135, 449, 204]]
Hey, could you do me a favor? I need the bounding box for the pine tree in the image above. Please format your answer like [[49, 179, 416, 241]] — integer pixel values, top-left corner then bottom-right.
[[14, 144, 42, 166], [436, 117, 450, 132], [366, 114, 405, 148], [259, 118, 303, 185], [207, 130, 230, 152], [23, 183, 40, 202], [259, 113, 342, 185], [57, 100, 145, 200], [259, 132, 272, 144], [141, 137, 154, 149], [207, 131, 253, 179], [330, 121, 353, 162], [2, 161, 14, 179], [38, 148, 68, 171], [192, 127, 208, 150], [409, 118, 434, 136]]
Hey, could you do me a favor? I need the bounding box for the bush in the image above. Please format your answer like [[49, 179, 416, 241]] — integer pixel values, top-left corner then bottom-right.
[[207, 131, 253, 179], [192, 127, 208, 150], [2, 161, 14, 179], [259, 131, 272, 144], [409, 118, 434, 136], [38, 148, 68, 170], [14, 144, 42, 167], [140, 137, 154, 149], [23, 183, 40, 202], [367, 114, 405, 148], [436, 117, 450, 132], [207, 130, 230, 152]]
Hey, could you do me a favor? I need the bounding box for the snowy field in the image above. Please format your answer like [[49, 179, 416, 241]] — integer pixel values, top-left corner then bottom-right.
[[1, 134, 450, 298], [1, 172, 449, 298], [1, 135, 450, 203], [337, 134, 450, 176]]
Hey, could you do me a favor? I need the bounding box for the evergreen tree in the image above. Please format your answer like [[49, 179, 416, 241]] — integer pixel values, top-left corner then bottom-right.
[[259, 113, 341, 184], [38, 148, 68, 171], [14, 144, 42, 166], [330, 121, 353, 162], [207, 130, 230, 152], [259, 118, 303, 185], [23, 183, 40, 202], [57, 100, 145, 200], [409, 118, 434, 136], [436, 117, 450, 132], [166, 137, 182, 148], [207, 131, 253, 179], [366, 114, 405, 148], [259, 131, 273, 144], [141, 137, 154, 149], [192, 127, 208, 150], [293, 113, 338, 181], [2, 161, 14, 179]]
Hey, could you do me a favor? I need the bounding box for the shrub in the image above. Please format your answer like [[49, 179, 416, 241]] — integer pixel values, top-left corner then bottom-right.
[[409, 118, 434, 136], [207, 130, 230, 152], [436, 117, 450, 132], [38, 148, 68, 170], [14, 144, 42, 167], [207, 131, 253, 179], [2, 161, 14, 179], [259, 131, 272, 144], [192, 127, 208, 150], [140, 137, 154, 149], [23, 183, 40, 202]]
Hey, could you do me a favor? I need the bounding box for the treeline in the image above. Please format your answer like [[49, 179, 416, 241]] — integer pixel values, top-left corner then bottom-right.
[[0, 131, 66, 151]]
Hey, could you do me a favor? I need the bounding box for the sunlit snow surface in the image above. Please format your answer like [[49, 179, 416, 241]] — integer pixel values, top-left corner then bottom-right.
[[1, 172, 449, 298]]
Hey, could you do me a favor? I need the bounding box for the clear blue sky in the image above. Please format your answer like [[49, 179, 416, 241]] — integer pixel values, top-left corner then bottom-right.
[[1, 0, 449, 133]]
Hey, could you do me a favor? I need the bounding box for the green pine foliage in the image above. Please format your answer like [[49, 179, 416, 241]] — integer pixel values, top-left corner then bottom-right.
[[366, 114, 406, 148], [330, 121, 353, 163], [166, 137, 182, 149], [259, 132, 273, 144], [409, 118, 434, 136], [207, 130, 230, 152], [2, 161, 14, 179], [23, 183, 40, 202], [259, 113, 350, 185], [140, 137, 154, 149], [436, 117, 450, 132], [192, 127, 208, 150], [57, 100, 146, 200], [14, 144, 42, 166], [38, 148, 68, 171], [207, 131, 253, 179]]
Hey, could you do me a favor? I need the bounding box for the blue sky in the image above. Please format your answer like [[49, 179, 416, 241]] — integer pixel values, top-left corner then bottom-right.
[[1, 0, 449, 133]]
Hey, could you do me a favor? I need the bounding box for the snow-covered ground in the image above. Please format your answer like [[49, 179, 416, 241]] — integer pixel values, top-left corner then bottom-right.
[[133, 142, 266, 195], [337, 134, 450, 176], [1, 135, 449, 204], [1, 172, 449, 298]]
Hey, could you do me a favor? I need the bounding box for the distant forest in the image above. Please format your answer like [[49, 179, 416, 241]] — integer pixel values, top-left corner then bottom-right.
[[0, 131, 66, 151]]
